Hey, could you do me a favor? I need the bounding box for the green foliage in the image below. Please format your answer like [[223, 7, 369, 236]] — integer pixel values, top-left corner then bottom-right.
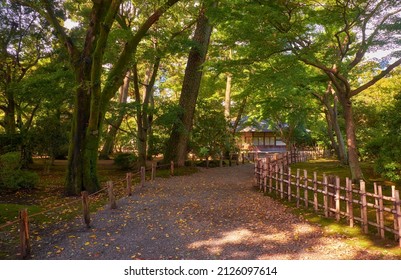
[[113, 153, 138, 170], [31, 115, 70, 159], [0, 152, 39, 190], [191, 98, 236, 159]]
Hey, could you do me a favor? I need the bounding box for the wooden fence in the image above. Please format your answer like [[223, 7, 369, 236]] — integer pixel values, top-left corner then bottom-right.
[[254, 154, 401, 247], [0, 161, 175, 259]]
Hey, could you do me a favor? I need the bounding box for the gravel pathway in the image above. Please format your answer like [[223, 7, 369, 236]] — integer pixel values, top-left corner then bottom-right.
[[32, 164, 400, 260]]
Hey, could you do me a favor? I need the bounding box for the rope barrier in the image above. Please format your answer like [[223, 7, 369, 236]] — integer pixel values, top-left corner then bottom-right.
[[0, 164, 154, 231]]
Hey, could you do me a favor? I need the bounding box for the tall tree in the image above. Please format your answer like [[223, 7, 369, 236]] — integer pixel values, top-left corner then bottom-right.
[[289, 0, 401, 180], [164, 2, 215, 166], [19, 0, 180, 194], [0, 1, 52, 135]]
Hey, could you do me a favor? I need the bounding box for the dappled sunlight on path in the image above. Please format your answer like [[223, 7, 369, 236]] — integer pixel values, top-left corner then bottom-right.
[[32, 164, 400, 260]]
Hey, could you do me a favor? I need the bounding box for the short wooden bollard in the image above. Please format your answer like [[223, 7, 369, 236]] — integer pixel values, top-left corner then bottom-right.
[[19, 209, 30, 259], [126, 173, 132, 196], [170, 161, 174, 176], [107, 181, 117, 209], [140, 166, 145, 188], [81, 191, 90, 228]]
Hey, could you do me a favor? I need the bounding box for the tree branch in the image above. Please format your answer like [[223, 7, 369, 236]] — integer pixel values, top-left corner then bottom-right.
[[351, 57, 401, 97]]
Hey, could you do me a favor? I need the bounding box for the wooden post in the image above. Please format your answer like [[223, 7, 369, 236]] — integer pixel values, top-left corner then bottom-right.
[[126, 173, 132, 196], [346, 178, 354, 227], [378, 185, 385, 239], [304, 169, 308, 207], [81, 191, 90, 228], [394, 190, 401, 247], [296, 169, 300, 208], [267, 157, 272, 193], [263, 159, 267, 193], [392, 186, 399, 241], [140, 166, 146, 188], [323, 174, 329, 218], [280, 164, 284, 199], [107, 181, 117, 209], [254, 161, 258, 187], [242, 152, 245, 164], [374, 183, 379, 235], [313, 172, 318, 212], [220, 152, 223, 167], [19, 209, 30, 259], [360, 180, 368, 234], [335, 176, 340, 222], [275, 163, 279, 196], [327, 175, 336, 217], [170, 161, 174, 176], [151, 163, 156, 182], [288, 167, 292, 202]]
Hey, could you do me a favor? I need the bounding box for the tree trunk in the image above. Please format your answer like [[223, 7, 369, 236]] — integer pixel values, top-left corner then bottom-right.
[[338, 94, 363, 181], [66, 83, 93, 196], [224, 73, 232, 119], [4, 91, 16, 135], [324, 110, 339, 157], [325, 101, 347, 164], [164, 4, 214, 166], [100, 71, 130, 159]]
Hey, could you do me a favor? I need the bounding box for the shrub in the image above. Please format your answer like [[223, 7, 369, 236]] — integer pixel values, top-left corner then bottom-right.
[[0, 152, 39, 191], [113, 153, 137, 170]]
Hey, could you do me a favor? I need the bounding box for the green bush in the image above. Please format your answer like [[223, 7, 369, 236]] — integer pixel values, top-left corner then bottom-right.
[[0, 152, 39, 190], [113, 153, 137, 170]]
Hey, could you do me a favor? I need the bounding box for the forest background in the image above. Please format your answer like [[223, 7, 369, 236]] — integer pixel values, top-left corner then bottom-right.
[[1, 0, 401, 196]]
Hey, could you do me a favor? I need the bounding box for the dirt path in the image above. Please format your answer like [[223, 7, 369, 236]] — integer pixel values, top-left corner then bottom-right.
[[32, 164, 399, 260]]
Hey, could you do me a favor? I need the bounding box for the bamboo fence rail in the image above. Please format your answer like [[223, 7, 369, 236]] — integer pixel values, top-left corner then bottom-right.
[[254, 153, 401, 247]]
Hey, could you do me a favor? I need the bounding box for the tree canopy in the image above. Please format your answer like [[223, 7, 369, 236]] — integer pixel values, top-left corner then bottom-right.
[[2, 0, 401, 192]]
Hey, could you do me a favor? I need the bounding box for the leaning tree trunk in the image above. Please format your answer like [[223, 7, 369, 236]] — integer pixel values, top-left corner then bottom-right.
[[325, 102, 347, 164], [163, 4, 214, 166], [338, 94, 363, 181], [100, 71, 130, 159]]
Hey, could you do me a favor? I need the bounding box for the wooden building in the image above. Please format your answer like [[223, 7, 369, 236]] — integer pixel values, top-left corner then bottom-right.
[[237, 118, 286, 152]]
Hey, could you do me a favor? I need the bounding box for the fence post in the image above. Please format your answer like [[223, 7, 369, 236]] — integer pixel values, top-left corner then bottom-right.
[[170, 161, 174, 176], [107, 181, 117, 209], [126, 173, 132, 196], [81, 191, 90, 228], [274, 163, 279, 196], [377, 185, 385, 239], [323, 174, 329, 218], [360, 180, 368, 234], [313, 172, 318, 212], [327, 175, 336, 217], [263, 159, 267, 193], [280, 164, 284, 199], [267, 157, 272, 193], [394, 190, 401, 247], [288, 167, 292, 202], [19, 209, 30, 259], [346, 178, 354, 227], [304, 169, 308, 208], [335, 176, 341, 222], [296, 169, 300, 207], [254, 161, 258, 187], [392, 186, 399, 241], [140, 166, 146, 188]]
